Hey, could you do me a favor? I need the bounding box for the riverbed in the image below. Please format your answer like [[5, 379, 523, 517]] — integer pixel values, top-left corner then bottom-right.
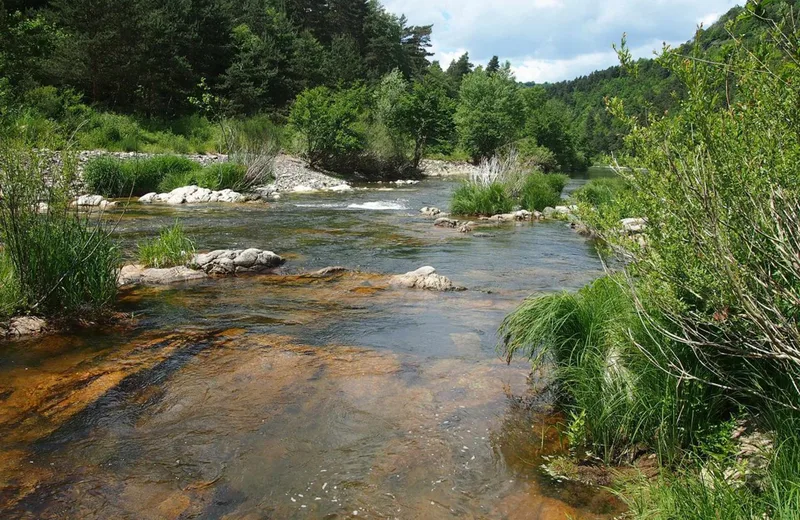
[[0, 175, 621, 519]]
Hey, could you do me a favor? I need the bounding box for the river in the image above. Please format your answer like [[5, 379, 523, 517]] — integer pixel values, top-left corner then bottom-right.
[[0, 173, 622, 519]]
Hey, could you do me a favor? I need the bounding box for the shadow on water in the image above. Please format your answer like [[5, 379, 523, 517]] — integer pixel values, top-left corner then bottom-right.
[[0, 177, 622, 519]]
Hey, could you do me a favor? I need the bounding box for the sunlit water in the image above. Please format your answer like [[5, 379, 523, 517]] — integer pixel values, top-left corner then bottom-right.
[[0, 172, 622, 519]]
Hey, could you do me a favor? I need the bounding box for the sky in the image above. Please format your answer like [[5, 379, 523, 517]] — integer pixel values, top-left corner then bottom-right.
[[383, 0, 742, 83]]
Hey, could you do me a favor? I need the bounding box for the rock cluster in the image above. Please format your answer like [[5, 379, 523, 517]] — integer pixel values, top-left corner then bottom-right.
[[543, 205, 578, 219], [1, 316, 48, 338], [390, 266, 465, 292], [420, 207, 442, 217], [420, 159, 479, 178], [481, 209, 536, 222], [72, 194, 118, 209], [271, 155, 351, 193], [191, 248, 285, 275], [139, 186, 257, 205], [434, 217, 459, 228]]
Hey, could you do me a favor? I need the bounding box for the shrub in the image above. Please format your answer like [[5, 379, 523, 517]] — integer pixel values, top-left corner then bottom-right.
[[451, 182, 513, 216], [0, 146, 120, 318], [518, 173, 567, 211], [138, 221, 196, 268]]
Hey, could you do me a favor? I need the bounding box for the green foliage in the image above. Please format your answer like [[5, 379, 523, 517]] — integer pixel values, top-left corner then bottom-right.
[[572, 176, 638, 232], [518, 173, 568, 211], [455, 67, 525, 161], [137, 221, 196, 268], [450, 182, 513, 217], [289, 85, 367, 169], [0, 251, 21, 319], [0, 146, 119, 319]]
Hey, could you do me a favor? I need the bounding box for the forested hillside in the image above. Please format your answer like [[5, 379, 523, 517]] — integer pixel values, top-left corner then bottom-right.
[[1, 0, 433, 116], [1, 0, 797, 173], [540, 0, 800, 159]]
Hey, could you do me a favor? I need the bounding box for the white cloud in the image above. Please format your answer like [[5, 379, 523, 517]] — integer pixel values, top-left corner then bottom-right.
[[383, 0, 742, 81]]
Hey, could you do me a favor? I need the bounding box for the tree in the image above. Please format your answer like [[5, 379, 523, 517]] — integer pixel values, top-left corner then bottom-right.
[[221, 8, 299, 114], [392, 73, 454, 168], [454, 67, 524, 161], [446, 52, 473, 90], [289, 85, 367, 168], [486, 55, 500, 74]]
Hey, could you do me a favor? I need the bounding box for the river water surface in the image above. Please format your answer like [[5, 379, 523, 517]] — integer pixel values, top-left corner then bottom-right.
[[0, 175, 621, 519]]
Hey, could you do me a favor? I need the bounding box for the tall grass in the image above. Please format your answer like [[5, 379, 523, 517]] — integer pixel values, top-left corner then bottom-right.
[[137, 221, 196, 268], [500, 276, 731, 463], [0, 145, 120, 319], [451, 182, 514, 216]]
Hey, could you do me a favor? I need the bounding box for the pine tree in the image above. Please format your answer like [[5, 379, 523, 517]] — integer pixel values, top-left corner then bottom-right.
[[486, 55, 500, 74]]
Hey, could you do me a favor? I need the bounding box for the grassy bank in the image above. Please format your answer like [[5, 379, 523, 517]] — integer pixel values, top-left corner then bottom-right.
[[500, 11, 800, 518], [0, 145, 119, 322]]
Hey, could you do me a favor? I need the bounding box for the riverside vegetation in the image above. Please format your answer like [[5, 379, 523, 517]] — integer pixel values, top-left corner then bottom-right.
[[2, 0, 800, 518], [501, 4, 800, 518]]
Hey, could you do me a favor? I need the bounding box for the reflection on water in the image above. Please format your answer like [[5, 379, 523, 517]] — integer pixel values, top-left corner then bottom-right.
[[0, 177, 621, 519]]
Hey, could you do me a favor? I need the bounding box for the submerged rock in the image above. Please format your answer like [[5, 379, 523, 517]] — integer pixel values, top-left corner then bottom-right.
[[458, 221, 475, 233], [390, 266, 465, 292], [308, 266, 349, 277], [191, 248, 285, 275], [117, 265, 207, 286], [434, 217, 459, 228]]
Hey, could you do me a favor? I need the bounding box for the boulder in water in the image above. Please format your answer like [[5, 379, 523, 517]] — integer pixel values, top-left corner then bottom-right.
[[191, 249, 284, 274], [420, 207, 442, 217], [390, 266, 465, 292]]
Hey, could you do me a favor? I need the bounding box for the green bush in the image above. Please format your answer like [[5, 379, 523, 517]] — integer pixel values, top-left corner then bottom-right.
[[138, 221, 196, 268], [518, 173, 567, 211], [451, 182, 513, 216], [289, 85, 367, 169]]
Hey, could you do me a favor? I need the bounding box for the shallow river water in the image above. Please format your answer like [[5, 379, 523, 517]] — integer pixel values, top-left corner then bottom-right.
[[0, 174, 622, 519]]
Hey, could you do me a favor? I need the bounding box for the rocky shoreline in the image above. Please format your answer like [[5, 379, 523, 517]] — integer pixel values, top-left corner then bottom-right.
[[63, 151, 477, 205]]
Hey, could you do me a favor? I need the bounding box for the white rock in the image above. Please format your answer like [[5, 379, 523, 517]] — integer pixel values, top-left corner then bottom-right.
[[420, 207, 442, 217], [139, 193, 158, 203], [73, 194, 106, 207], [292, 185, 318, 193], [166, 193, 186, 205], [621, 217, 647, 234], [327, 184, 353, 192]]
